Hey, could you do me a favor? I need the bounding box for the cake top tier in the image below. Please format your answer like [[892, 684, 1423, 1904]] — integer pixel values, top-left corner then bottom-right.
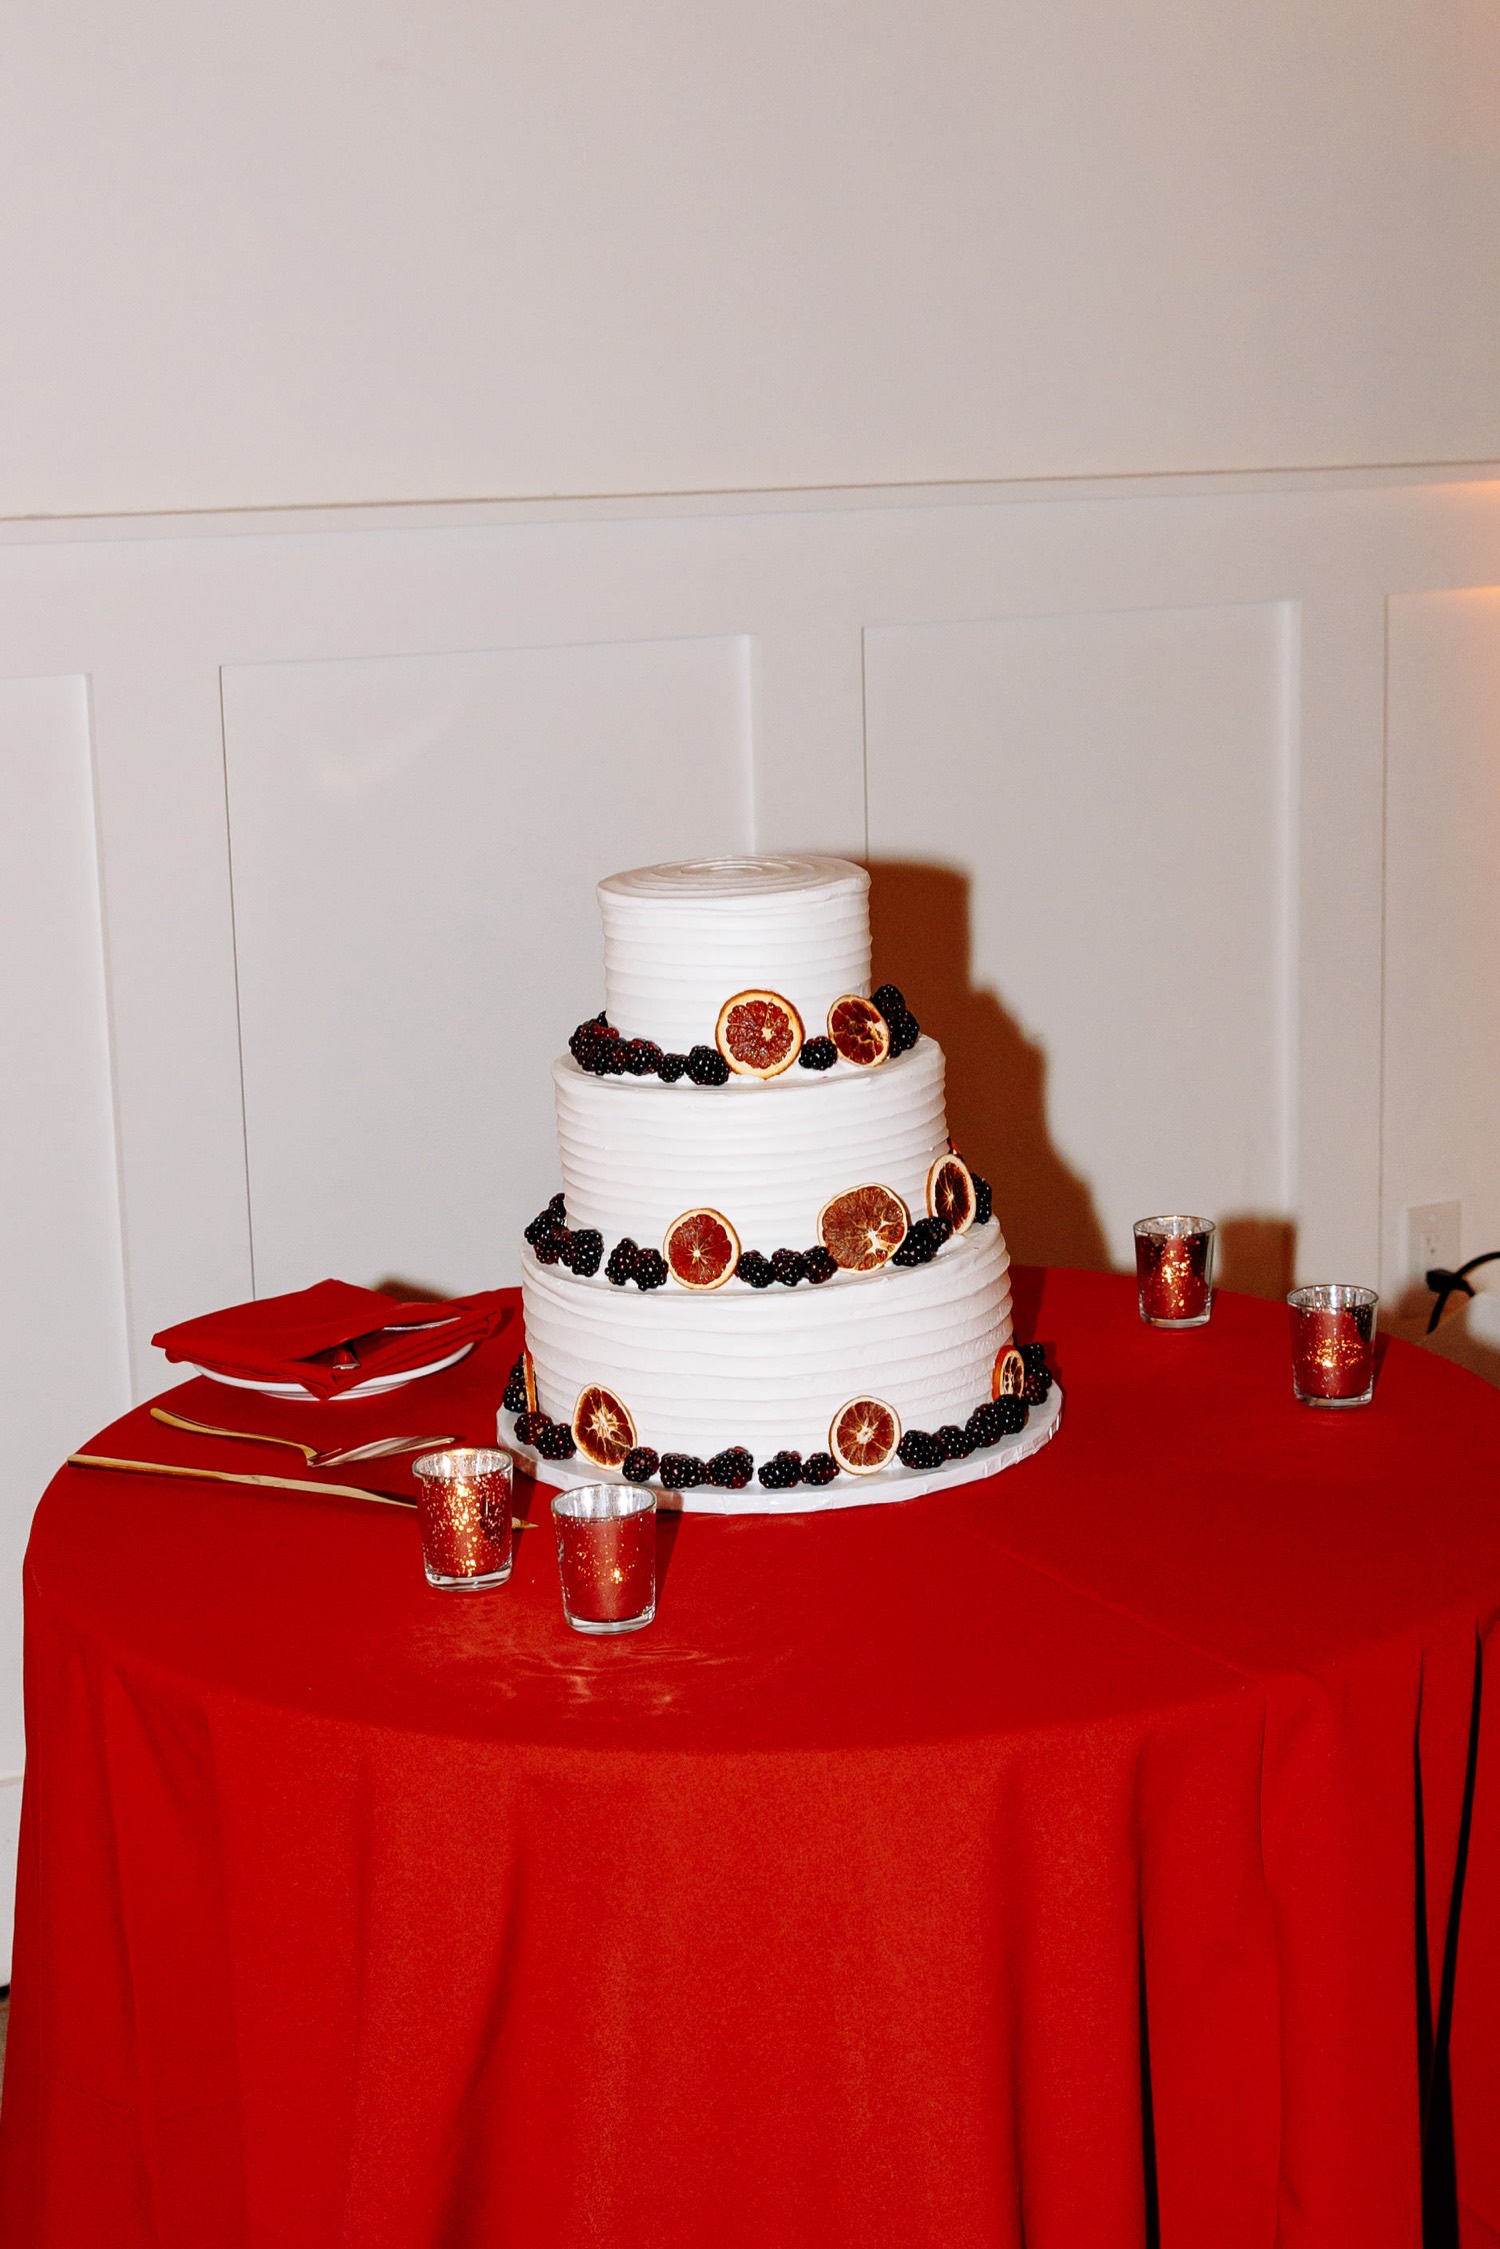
[[597, 855, 871, 1052]]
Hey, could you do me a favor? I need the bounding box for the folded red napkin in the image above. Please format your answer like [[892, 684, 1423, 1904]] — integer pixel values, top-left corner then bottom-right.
[[153, 1279, 514, 1399]]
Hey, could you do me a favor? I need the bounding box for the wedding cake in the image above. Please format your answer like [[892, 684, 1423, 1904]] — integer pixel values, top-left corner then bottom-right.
[[503, 856, 1056, 1510]]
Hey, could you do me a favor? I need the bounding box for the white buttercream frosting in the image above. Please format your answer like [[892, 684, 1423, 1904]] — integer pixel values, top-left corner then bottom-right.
[[598, 855, 871, 1050], [522, 1224, 1013, 1460], [554, 1037, 949, 1249]]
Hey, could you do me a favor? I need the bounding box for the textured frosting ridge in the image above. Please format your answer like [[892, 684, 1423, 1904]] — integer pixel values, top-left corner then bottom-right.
[[598, 855, 871, 1050], [522, 1225, 1013, 1460], [554, 1037, 949, 1248]]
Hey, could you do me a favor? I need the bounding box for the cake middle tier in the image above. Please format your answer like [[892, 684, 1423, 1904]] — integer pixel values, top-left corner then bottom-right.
[[553, 1037, 950, 1249]]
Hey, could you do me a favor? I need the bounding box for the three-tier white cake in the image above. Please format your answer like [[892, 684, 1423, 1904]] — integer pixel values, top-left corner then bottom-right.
[[504, 855, 1059, 1513]]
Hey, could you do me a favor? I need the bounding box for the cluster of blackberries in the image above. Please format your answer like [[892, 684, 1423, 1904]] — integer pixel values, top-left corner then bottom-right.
[[658, 1453, 707, 1491], [604, 1238, 669, 1289], [797, 1037, 838, 1070], [512, 1410, 577, 1459], [568, 1014, 731, 1088], [522, 1194, 604, 1277], [1018, 1342, 1053, 1405], [754, 1449, 841, 1491], [896, 1389, 1031, 1471], [621, 1446, 659, 1483], [870, 983, 922, 1056], [973, 1176, 993, 1226], [502, 1355, 529, 1413], [893, 1215, 953, 1267], [735, 1244, 839, 1288]]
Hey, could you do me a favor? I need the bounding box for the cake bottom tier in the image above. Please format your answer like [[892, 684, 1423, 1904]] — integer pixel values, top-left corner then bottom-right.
[[521, 1223, 1012, 1462]]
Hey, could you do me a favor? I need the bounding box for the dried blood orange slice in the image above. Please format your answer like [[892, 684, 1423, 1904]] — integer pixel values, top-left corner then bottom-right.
[[816, 1183, 910, 1272], [992, 1346, 1025, 1399], [663, 1206, 741, 1291], [829, 1395, 901, 1475], [714, 990, 804, 1078], [522, 1348, 538, 1414], [927, 1153, 976, 1235], [571, 1383, 637, 1468], [826, 994, 891, 1068]]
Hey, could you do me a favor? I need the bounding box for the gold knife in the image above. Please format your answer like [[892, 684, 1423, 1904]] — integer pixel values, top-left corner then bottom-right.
[[67, 1452, 532, 1527]]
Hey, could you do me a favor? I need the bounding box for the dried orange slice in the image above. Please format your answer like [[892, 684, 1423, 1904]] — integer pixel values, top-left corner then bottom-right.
[[522, 1347, 538, 1414], [572, 1383, 637, 1468], [816, 1183, 910, 1272], [715, 990, 804, 1078], [663, 1206, 741, 1291], [992, 1346, 1025, 1399], [927, 1153, 976, 1235], [827, 994, 891, 1068], [829, 1395, 901, 1475]]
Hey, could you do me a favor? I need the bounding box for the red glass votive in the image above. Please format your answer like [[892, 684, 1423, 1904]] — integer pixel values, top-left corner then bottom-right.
[[411, 1448, 513, 1588], [551, 1485, 656, 1635], [1287, 1285, 1378, 1407], [1134, 1216, 1215, 1328]]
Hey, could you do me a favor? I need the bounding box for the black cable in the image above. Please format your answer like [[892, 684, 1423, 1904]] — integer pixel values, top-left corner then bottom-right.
[[1424, 1250, 1500, 1335]]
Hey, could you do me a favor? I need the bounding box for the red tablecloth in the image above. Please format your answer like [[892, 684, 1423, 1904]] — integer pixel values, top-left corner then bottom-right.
[[3, 1269, 1500, 2249]]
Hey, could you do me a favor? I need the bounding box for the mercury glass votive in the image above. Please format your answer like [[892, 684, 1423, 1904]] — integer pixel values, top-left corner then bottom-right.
[[1134, 1216, 1216, 1328], [1288, 1285, 1379, 1407], [411, 1448, 514, 1589], [552, 1484, 656, 1635]]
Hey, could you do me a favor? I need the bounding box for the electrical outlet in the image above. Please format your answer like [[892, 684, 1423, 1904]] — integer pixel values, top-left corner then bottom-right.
[[1405, 1201, 1461, 1287]]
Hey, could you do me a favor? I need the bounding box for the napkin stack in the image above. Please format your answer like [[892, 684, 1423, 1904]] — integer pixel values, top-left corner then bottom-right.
[[153, 1280, 513, 1400]]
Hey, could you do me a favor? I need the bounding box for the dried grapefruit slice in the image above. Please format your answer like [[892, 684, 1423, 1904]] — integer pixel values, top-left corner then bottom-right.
[[826, 994, 891, 1068], [571, 1383, 637, 1468], [927, 1153, 976, 1235], [816, 1183, 910, 1272], [663, 1206, 741, 1291], [522, 1347, 538, 1414], [829, 1394, 901, 1475], [715, 990, 804, 1078], [992, 1346, 1025, 1399]]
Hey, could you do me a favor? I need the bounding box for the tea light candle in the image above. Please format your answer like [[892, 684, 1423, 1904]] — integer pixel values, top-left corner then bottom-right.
[[551, 1485, 656, 1635], [1287, 1285, 1378, 1407], [411, 1448, 514, 1588], [1133, 1216, 1215, 1328]]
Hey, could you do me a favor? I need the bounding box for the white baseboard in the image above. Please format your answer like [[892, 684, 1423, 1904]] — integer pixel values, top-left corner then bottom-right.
[[0, 1772, 22, 1987]]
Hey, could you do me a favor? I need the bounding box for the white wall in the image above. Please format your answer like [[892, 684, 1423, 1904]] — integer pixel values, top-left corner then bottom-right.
[[2, 4, 1500, 1979], [1, 0, 1498, 516]]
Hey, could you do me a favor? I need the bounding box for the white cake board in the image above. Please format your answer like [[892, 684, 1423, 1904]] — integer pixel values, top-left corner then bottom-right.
[[498, 1384, 1062, 1516]]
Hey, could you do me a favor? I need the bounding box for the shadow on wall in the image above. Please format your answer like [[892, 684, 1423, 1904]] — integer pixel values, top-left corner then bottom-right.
[[865, 860, 1110, 1271], [866, 860, 1299, 1300]]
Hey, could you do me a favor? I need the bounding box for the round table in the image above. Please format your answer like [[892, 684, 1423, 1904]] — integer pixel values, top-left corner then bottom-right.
[[2, 1269, 1499, 2249]]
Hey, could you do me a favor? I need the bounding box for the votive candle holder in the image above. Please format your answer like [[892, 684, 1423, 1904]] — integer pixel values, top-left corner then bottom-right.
[[1287, 1285, 1379, 1407], [552, 1484, 656, 1635], [411, 1448, 514, 1589], [1134, 1215, 1215, 1328]]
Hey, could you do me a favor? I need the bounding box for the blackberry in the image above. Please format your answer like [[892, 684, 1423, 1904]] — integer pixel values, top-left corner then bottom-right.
[[870, 983, 906, 1020], [512, 1409, 546, 1446], [524, 1206, 561, 1246], [1019, 1343, 1048, 1371], [771, 1248, 807, 1287], [622, 1446, 660, 1484], [659, 1453, 707, 1491], [804, 1245, 838, 1285], [886, 1008, 921, 1056], [658, 1052, 689, 1083], [993, 1394, 1029, 1436], [896, 1428, 945, 1471], [686, 1044, 731, 1087], [935, 1423, 974, 1461], [605, 1237, 640, 1287], [569, 1023, 606, 1069], [972, 1174, 993, 1226], [966, 1400, 1006, 1449], [798, 1037, 838, 1071], [1022, 1366, 1053, 1405], [892, 1215, 952, 1267], [801, 1451, 839, 1487], [707, 1446, 755, 1490], [502, 1356, 529, 1413], [569, 1229, 604, 1277], [757, 1450, 803, 1490], [736, 1250, 775, 1289], [623, 1038, 663, 1077], [533, 1229, 566, 1265], [534, 1417, 577, 1461], [633, 1248, 668, 1290]]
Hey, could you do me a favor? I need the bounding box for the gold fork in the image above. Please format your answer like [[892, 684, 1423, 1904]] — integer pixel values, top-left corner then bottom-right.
[[150, 1407, 457, 1470]]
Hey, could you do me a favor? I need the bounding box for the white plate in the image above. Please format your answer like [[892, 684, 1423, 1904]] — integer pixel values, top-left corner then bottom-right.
[[188, 1340, 475, 1402], [499, 1382, 1062, 1514]]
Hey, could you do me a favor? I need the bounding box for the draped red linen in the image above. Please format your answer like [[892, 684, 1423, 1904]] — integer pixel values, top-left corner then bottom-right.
[[3, 1268, 1500, 2249]]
